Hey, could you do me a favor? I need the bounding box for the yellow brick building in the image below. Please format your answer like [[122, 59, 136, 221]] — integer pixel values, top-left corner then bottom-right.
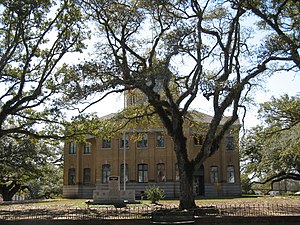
[[63, 110, 241, 199]]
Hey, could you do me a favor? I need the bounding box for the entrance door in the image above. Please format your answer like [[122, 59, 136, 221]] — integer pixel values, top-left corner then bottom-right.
[[194, 165, 205, 196]]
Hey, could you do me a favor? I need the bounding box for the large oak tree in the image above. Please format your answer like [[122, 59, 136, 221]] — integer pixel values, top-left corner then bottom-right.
[[60, 0, 299, 209], [0, 0, 88, 202]]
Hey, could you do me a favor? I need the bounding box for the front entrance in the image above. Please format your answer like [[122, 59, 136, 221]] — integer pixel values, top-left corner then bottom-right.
[[194, 165, 205, 196]]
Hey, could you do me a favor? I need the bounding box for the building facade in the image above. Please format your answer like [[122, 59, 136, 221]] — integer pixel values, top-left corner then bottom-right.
[[63, 111, 241, 199]]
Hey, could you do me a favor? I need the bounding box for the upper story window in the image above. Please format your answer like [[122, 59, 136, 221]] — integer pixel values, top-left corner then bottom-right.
[[120, 133, 129, 149], [193, 134, 204, 146], [226, 136, 234, 150], [102, 138, 111, 149], [83, 143, 92, 154], [210, 166, 218, 183], [156, 132, 165, 148], [128, 94, 136, 105], [227, 165, 235, 183], [69, 142, 77, 154], [137, 133, 148, 148]]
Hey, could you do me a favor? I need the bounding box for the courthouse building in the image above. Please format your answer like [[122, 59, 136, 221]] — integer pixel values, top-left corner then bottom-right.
[[63, 95, 242, 199]]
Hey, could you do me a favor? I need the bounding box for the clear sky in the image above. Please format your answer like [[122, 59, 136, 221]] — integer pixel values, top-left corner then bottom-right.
[[242, 71, 299, 128]]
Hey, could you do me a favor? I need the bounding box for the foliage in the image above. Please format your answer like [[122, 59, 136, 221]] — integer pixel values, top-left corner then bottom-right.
[[0, 0, 87, 139], [240, 173, 254, 194], [0, 135, 63, 201], [146, 185, 165, 204], [241, 94, 300, 190], [26, 160, 63, 199], [235, 0, 300, 69], [58, 0, 299, 209]]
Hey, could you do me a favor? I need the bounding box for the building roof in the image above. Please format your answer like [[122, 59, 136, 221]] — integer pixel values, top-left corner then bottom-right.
[[100, 109, 240, 126], [186, 110, 240, 126]]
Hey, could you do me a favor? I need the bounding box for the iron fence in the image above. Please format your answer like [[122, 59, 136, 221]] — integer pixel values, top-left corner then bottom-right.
[[0, 203, 299, 221], [194, 204, 300, 217]]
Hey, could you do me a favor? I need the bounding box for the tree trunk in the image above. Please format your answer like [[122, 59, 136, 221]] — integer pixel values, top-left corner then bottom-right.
[[173, 131, 196, 210], [150, 100, 197, 209], [0, 181, 21, 201], [178, 166, 196, 210], [2, 192, 13, 201], [1, 187, 14, 201]]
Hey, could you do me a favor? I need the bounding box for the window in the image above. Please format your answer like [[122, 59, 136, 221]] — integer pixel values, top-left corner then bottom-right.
[[83, 168, 91, 184], [157, 163, 166, 182], [120, 133, 129, 149], [120, 164, 129, 183], [102, 138, 111, 148], [69, 142, 77, 154], [128, 94, 136, 105], [210, 166, 218, 183], [137, 133, 148, 148], [102, 164, 111, 183], [193, 134, 203, 146], [68, 168, 76, 185], [227, 165, 235, 183], [138, 164, 148, 183], [175, 163, 180, 181], [156, 132, 165, 148], [226, 136, 234, 150], [83, 143, 91, 154]]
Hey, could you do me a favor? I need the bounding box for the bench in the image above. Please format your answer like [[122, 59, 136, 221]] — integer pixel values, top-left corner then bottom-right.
[[151, 209, 195, 224]]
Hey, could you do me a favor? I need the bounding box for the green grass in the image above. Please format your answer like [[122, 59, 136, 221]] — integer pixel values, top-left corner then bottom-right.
[[1, 195, 299, 210], [0, 198, 88, 209]]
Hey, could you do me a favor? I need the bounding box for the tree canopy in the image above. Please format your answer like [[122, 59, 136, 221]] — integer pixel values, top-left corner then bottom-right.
[[236, 0, 300, 69], [241, 94, 300, 191], [0, 135, 63, 201], [0, 0, 87, 139]]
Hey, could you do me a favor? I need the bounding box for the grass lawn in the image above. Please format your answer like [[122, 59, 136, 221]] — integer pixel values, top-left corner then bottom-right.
[[0, 196, 299, 219], [1, 195, 299, 211]]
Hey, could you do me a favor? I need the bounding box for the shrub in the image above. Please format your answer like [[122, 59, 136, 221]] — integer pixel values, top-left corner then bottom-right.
[[146, 185, 165, 204]]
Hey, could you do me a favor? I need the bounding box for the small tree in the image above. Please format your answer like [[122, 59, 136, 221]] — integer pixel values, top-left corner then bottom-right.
[[146, 185, 165, 204], [0, 135, 63, 201]]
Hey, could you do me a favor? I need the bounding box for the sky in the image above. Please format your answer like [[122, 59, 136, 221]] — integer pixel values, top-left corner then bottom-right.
[[81, 70, 299, 130], [66, 37, 300, 130], [242, 71, 299, 128], [67, 42, 300, 130], [60, 10, 300, 131], [1, 2, 299, 143], [61, 40, 300, 131]]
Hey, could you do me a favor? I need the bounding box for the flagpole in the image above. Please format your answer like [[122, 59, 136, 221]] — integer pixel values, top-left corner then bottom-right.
[[123, 91, 126, 191]]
